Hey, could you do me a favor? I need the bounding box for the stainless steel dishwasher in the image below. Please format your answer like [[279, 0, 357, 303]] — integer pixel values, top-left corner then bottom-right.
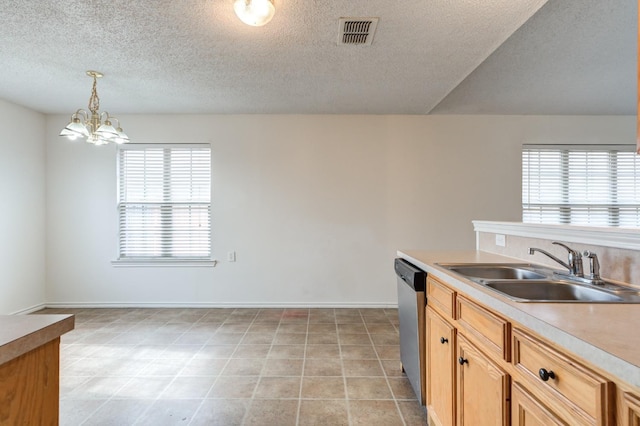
[[394, 258, 427, 405]]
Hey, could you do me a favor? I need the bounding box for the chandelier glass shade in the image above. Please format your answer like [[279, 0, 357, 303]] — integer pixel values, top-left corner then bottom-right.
[[234, 0, 275, 26], [59, 71, 129, 146]]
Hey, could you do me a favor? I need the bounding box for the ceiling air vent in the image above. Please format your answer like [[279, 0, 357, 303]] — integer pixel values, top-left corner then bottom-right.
[[338, 18, 379, 46]]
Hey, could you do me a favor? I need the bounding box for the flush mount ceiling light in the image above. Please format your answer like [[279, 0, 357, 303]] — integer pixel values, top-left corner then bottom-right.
[[234, 0, 275, 26], [59, 71, 129, 146]]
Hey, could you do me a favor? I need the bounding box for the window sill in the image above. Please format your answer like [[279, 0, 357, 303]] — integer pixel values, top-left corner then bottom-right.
[[111, 259, 218, 268]]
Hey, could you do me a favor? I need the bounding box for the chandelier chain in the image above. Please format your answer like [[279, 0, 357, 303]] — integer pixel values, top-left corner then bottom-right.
[[88, 75, 100, 114]]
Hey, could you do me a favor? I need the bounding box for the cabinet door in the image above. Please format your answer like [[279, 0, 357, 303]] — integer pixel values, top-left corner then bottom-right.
[[457, 334, 510, 426], [426, 307, 456, 426], [621, 392, 640, 426], [511, 381, 566, 426]]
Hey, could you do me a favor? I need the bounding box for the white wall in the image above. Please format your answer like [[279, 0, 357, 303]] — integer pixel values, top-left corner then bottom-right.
[[0, 99, 46, 314], [44, 114, 634, 307]]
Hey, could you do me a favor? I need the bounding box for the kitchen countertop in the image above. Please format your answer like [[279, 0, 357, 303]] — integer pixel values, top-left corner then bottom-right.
[[398, 249, 640, 389], [0, 314, 75, 365]]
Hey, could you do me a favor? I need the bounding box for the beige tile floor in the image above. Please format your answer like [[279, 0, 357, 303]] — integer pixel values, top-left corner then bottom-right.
[[36, 307, 427, 425]]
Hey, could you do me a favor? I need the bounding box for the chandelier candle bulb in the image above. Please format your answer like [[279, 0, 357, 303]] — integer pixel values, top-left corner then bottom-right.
[[59, 71, 129, 146]]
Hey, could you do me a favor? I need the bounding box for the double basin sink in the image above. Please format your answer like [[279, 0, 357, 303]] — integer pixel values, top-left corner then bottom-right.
[[438, 263, 640, 303]]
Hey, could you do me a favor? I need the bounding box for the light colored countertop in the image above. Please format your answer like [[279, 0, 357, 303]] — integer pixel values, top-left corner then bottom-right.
[[0, 314, 75, 365], [398, 249, 640, 390]]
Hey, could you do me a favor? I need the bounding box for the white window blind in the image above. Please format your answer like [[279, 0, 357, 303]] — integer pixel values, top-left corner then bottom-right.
[[118, 144, 211, 260], [522, 144, 640, 227]]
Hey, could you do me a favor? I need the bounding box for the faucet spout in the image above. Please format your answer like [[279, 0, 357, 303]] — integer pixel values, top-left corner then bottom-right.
[[528, 242, 583, 277], [528, 247, 570, 270]]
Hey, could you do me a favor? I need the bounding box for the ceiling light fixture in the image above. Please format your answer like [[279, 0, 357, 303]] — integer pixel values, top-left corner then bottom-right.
[[234, 0, 275, 26], [59, 71, 129, 146]]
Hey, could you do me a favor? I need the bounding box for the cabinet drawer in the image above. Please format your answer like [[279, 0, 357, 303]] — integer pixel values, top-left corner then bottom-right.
[[512, 328, 613, 425], [456, 295, 510, 361], [427, 276, 456, 319]]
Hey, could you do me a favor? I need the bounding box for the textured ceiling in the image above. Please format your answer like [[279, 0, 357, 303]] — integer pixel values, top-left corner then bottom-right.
[[0, 0, 549, 114], [1, 1, 634, 116], [431, 0, 638, 115]]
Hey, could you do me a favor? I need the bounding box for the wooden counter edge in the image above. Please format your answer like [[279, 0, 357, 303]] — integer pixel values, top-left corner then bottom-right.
[[0, 314, 75, 365]]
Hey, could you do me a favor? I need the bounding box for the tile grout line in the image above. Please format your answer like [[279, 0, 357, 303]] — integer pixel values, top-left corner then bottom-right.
[[340, 311, 359, 426], [131, 311, 203, 426], [240, 308, 274, 426], [294, 309, 311, 426], [186, 309, 246, 426], [366, 311, 408, 426], [73, 311, 143, 426]]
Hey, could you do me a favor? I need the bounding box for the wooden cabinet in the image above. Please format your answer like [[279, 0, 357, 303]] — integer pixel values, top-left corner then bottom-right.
[[426, 305, 510, 426], [619, 391, 640, 426], [0, 338, 60, 425], [512, 328, 613, 425], [456, 295, 510, 361], [424, 273, 626, 426], [512, 381, 565, 426], [427, 275, 456, 319], [457, 334, 510, 425], [0, 315, 73, 425], [426, 276, 510, 426], [426, 307, 456, 426]]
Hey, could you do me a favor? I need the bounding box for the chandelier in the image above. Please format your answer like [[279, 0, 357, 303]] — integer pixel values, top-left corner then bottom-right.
[[59, 71, 129, 146], [234, 0, 275, 26]]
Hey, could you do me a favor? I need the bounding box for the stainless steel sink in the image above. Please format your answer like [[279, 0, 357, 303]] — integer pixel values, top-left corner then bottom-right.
[[438, 262, 640, 303], [443, 264, 546, 280], [484, 280, 629, 303], [438, 263, 553, 283]]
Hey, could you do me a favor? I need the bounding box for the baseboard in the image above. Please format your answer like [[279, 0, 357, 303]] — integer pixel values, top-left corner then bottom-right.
[[11, 303, 47, 315], [43, 301, 398, 309]]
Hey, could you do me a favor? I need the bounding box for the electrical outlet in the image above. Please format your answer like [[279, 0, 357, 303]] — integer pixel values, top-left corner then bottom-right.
[[227, 251, 236, 262], [495, 234, 506, 247]]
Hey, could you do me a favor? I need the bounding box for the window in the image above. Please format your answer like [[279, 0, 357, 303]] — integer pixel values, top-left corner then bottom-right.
[[522, 144, 640, 227], [117, 144, 211, 261]]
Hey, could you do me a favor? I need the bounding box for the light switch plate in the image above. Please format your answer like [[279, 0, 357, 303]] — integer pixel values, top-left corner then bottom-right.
[[227, 251, 236, 262], [495, 234, 506, 247]]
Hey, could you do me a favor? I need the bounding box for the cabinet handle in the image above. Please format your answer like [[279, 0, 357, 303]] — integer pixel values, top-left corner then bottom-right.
[[538, 368, 556, 382], [458, 357, 468, 366], [440, 337, 448, 344]]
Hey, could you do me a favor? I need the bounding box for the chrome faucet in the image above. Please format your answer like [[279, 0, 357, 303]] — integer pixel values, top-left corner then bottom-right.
[[528, 241, 583, 277]]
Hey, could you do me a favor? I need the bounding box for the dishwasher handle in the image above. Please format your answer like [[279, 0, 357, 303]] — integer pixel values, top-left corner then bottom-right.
[[394, 258, 426, 291]]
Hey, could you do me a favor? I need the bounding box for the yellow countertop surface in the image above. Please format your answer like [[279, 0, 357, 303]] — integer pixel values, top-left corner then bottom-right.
[[0, 314, 75, 365], [398, 249, 640, 389]]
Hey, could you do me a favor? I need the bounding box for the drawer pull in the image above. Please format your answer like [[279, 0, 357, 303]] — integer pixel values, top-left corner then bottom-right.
[[458, 357, 468, 366], [538, 368, 556, 382], [440, 337, 448, 344]]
